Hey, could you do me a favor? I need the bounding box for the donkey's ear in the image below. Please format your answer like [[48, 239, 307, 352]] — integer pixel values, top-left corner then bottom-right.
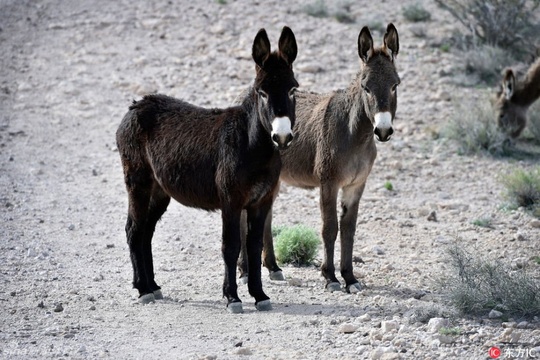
[[253, 28, 271, 68], [358, 26, 374, 63], [383, 23, 399, 61], [278, 26, 297, 65], [502, 68, 515, 100]]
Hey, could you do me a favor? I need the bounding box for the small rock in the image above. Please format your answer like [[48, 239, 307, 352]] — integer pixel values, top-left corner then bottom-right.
[[381, 320, 399, 333], [372, 246, 385, 255], [68, 224, 75, 231], [427, 318, 449, 333], [511, 257, 527, 270], [434, 334, 455, 344], [288, 278, 302, 287], [359, 313, 371, 322], [54, 303, 64, 312], [517, 321, 529, 329], [488, 309, 503, 319], [529, 220, 540, 228], [427, 211, 437, 221], [339, 323, 358, 334], [37, 301, 45, 308], [498, 328, 522, 343], [369, 346, 395, 360], [89, 305, 96, 311], [234, 348, 252, 355], [515, 232, 526, 241]]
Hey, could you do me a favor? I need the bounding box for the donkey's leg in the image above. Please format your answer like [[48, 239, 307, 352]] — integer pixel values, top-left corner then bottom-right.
[[237, 210, 249, 284], [246, 203, 272, 311], [124, 169, 155, 303], [142, 185, 171, 300], [221, 207, 243, 313], [262, 204, 284, 280], [319, 183, 340, 291], [340, 183, 365, 293]]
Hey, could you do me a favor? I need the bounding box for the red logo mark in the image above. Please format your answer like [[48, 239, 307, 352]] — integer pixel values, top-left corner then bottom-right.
[[489, 347, 501, 359]]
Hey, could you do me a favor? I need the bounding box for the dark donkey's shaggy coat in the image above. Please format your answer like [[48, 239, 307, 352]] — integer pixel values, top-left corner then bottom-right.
[[240, 24, 400, 293], [116, 27, 298, 313]]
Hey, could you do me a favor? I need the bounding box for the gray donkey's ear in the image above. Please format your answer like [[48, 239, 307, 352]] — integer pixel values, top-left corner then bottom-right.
[[502, 68, 515, 100], [253, 28, 271, 68], [358, 26, 374, 63], [383, 23, 399, 61]]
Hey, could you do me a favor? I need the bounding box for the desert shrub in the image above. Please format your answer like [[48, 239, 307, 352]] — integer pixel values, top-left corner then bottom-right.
[[463, 45, 517, 84], [527, 101, 540, 142], [434, 0, 540, 60], [471, 217, 492, 228], [274, 225, 320, 266], [500, 166, 540, 216], [302, 0, 355, 23], [442, 95, 507, 155], [302, 0, 328, 18], [402, 3, 431, 22], [384, 181, 393, 191], [442, 245, 540, 316]]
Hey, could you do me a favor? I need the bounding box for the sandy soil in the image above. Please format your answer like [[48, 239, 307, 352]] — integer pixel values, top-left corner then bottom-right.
[[1, 0, 539, 359]]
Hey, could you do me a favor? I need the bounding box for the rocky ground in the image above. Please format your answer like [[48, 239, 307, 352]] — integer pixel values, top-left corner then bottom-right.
[[1, 0, 539, 359]]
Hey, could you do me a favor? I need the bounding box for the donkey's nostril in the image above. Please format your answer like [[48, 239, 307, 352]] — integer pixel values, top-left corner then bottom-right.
[[286, 133, 294, 146], [272, 133, 280, 144], [388, 127, 394, 137]]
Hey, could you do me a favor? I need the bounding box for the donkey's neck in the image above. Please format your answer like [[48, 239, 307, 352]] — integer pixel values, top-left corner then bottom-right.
[[515, 58, 540, 107], [335, 76, 373, 141], [241, 91, 273, 151]]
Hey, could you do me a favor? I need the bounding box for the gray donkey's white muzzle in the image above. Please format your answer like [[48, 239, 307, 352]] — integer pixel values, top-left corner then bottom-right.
[[374, 112, 394, 142]]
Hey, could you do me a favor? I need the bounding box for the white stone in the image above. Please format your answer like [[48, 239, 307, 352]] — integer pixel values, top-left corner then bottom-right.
[[359, 313, 371, 322], [339, 323, 358, 334], [381, 320, 399, 333], [427, 318, 449, 333]]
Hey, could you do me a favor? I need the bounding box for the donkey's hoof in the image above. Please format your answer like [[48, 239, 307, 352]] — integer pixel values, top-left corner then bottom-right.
[[347, 283, 362, 294], [138, 293, 156, 304], [326, 282, 342, 292], [269, 270, 285, 281], [153, 289, 164, 300], [240, 275, 249, 285], [256, 299, 272, 311], [227, 302, 244, 314]]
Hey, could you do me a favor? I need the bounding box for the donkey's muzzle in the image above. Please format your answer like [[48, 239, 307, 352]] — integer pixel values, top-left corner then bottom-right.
[[272, 133, 294, 149], [271, 117, 294, 149], [374, 112, 394, 142]]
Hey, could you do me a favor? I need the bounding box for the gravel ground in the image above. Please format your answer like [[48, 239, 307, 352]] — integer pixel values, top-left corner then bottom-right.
[[1, 0, 539, 359]]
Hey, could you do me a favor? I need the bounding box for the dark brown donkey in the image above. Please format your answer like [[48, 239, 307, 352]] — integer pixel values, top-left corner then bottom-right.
[[239, 24, 400, 293], [116, 27, 298, 313], [495, 57, 540, 138]]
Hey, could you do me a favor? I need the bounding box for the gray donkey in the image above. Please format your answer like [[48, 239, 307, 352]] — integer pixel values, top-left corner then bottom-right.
[[239, 23, 400, 293]]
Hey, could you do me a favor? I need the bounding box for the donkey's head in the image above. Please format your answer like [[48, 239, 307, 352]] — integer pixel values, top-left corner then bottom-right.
[[494, 69, 527, 138], [357, 23, 400, 142], [252, 26, 299, 150]]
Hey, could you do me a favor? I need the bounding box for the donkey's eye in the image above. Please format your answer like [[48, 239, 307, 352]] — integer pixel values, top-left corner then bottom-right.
[[288, 87, 297, 99], [258, 91, 268, 101], [362, 86, 372, 95], [391, 84, 398, 93]]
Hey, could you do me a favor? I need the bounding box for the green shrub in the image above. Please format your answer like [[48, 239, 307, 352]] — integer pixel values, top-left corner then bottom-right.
[[274, 225, 320, 266], [384, 181, 393, 191], [442, 244, 540, 316], [471, 217, 492, 228], [403, 3, 431, 22], [442, 95, 507, 155], [500, 166, 540, 214]]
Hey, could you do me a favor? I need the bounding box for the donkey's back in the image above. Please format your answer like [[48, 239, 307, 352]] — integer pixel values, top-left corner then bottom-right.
[[117, 94, 240, 210]]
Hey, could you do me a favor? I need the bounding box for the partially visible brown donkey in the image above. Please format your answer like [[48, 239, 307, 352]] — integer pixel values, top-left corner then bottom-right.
[[116, 27, 299, 313], [495, 57, 540, 138], [239, 24, 400, 293]]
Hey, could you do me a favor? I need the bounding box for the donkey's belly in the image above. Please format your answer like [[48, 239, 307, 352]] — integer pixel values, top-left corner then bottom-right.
[[279, 170, 319, 189]]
